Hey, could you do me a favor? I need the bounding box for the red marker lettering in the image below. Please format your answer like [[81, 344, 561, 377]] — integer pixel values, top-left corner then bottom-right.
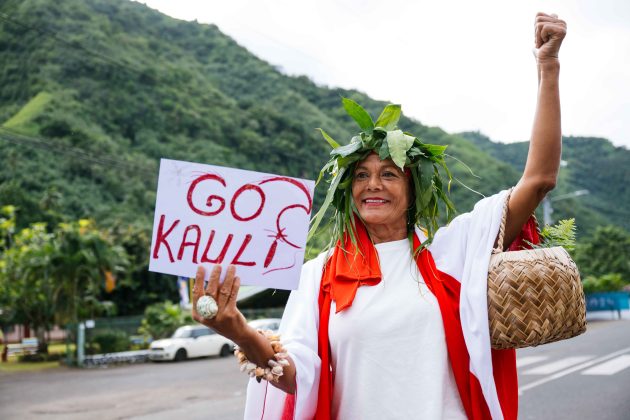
[[152, 215, 180, 262], [259, 177, 313, 248], [264, 228, 288, 268], [230, 184, 265, 221], [230, 234, 256, 266], [200, 230, 234, 264], [187, 174, 227, 216], [259, 177, 313, 211], [264, 240, 277, 269], [177, 225, 201, 263]]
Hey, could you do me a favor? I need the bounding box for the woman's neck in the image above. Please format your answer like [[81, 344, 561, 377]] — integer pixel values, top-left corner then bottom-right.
[[364, 223, 408, 244]]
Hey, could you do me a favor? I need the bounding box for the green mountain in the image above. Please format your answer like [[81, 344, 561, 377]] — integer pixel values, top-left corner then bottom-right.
[[461, 131, 630, 234], [0, 0, 626, 236], [0, 0, 520, 230]]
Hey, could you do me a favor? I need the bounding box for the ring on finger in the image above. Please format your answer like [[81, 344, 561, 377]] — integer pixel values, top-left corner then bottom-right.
[[197, 295, 218, 319]]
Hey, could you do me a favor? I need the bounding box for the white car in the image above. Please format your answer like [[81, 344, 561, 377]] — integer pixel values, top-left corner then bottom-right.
[[248, 318, 281, 333], [149, 325, 234, 362]]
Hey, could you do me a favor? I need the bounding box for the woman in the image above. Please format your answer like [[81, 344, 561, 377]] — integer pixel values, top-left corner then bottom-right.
[[192, 12, 567, 420]]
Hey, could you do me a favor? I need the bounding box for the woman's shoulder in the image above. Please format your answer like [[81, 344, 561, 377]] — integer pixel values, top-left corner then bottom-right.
[[296, 249, 331, 292], [425, 189, 510, 276], [302, 249, 332, 273], [414, 211, 473, 251], [429, 189, 510, 247]]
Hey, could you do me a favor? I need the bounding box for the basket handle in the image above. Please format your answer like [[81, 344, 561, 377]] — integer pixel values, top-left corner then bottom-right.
[[492, 187, 514, 254]]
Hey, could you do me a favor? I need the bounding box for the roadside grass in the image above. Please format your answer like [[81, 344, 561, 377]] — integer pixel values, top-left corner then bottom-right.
[[0, 359, 59, 373], [49, 342, 75, 354], [0, 341, 73, 373]]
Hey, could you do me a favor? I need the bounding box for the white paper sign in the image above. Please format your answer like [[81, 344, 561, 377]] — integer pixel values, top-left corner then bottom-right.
[[149, 159, 315, 290]]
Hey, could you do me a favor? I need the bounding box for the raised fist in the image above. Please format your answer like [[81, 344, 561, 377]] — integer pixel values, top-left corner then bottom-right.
[[534, 12, 567, 63]]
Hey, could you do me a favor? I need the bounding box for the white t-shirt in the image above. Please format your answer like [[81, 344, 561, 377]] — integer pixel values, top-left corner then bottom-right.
[[244, 190, 511, 420], [328, 238, 467, 420]]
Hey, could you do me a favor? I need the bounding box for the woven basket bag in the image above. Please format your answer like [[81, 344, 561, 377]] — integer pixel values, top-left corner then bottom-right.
[[487, 189, 587, 350]]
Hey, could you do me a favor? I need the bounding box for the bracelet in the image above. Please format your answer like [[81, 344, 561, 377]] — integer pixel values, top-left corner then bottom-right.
[[234, 329, 290, 383]]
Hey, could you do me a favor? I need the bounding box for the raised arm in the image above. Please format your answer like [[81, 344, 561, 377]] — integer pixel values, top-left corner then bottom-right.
[[502, 12, 567, 248]]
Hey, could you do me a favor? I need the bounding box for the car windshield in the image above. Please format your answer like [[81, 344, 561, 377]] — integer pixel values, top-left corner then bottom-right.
[[171, 328, 192, 339], [193, 327, 215, 337], [249, 319, 280, 330]]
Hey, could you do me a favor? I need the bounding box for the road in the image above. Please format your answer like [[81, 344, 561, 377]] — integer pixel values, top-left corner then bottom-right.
[[0, 355, 249, 419], [518, 319, 630, 420], [1, 320, 629, 419]]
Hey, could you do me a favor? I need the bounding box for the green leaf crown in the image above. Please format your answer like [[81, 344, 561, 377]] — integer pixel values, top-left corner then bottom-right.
[[309, 98, 458, 251]]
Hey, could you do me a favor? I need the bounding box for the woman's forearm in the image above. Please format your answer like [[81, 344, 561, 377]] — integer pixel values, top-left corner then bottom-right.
[[523, 60, 562, 185], [235, 326, 297, 394]]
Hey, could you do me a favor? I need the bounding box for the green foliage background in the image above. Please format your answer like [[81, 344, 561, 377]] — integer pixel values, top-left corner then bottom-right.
[[138, 301, 192, 340], [462, 132, 630, 235], [0, 0, 628, 316]]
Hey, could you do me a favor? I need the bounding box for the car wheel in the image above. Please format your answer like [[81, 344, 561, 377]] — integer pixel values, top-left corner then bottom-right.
[[219, 344, 231, 358], [174, 348, 187, 362]]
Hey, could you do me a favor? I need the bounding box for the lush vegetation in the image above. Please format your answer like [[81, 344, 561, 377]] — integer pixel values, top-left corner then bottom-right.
[[534, 219, 576, 251], [0, 205, 127, 350], [0, 0, 628, 330], [581, 274, 628, 294], [137, 300, 192, 340], [91, 329, 130, 353], [574, 226, 630, 283], [461, 132, 630, 234]]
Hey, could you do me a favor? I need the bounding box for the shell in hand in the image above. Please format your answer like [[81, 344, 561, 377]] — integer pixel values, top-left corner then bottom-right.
[[196, 295, 218, 319]]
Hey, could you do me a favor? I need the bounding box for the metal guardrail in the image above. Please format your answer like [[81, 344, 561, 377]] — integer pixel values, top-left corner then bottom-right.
[[83, 350, 150, 367]]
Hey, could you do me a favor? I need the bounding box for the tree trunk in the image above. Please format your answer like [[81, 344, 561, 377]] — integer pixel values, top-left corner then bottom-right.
[[36, 327, 48, 354], [1, 329, 7, 362]]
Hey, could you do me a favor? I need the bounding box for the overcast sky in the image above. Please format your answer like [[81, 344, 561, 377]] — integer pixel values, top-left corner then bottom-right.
[[140, 0, 630, 148]]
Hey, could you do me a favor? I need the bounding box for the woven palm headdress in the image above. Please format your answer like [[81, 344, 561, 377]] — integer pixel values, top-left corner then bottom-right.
[[308, 98, 460, 251]]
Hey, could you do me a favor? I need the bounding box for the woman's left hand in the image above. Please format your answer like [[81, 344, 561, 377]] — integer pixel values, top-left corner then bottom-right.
[[191, 264, 249, 343], [534, 12, 567, 64]]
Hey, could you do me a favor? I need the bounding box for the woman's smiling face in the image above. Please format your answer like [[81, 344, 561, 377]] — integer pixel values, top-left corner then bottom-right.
[[351, 153, 410, 231]]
